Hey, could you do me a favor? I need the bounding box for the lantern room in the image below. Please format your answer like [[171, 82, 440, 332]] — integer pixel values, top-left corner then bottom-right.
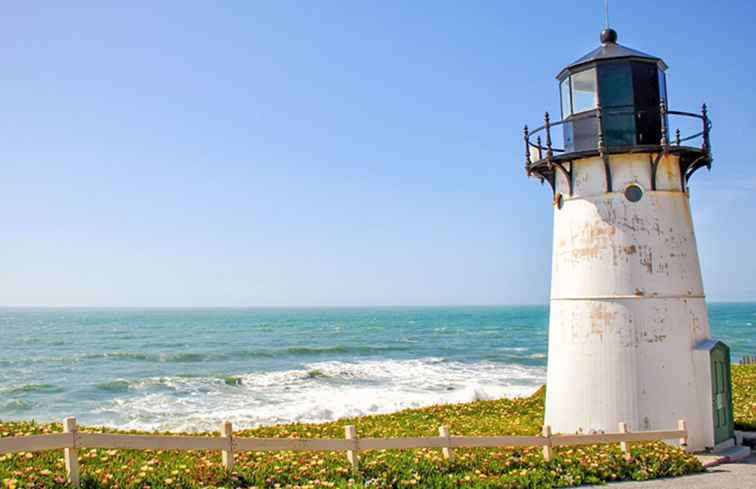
[[523, 28, 711, 195], [558, 28, 668, 152]]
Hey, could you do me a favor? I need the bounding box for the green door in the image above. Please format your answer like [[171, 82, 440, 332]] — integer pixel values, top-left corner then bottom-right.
[[711, 343, 734, 445]]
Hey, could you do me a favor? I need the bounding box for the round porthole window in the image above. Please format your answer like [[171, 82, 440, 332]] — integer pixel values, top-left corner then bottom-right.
[[624, 184, 644, 203]]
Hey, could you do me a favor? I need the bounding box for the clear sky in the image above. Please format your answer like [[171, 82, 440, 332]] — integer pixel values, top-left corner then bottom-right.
[[2, 1, 754, 307]]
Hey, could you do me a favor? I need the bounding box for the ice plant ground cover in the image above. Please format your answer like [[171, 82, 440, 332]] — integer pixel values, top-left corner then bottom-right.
[[733, 364, 756, 431], [0, 386, 712, 489]]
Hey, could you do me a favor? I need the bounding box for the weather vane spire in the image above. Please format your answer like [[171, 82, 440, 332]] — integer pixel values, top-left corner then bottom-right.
[[604, 0, 610, 28]]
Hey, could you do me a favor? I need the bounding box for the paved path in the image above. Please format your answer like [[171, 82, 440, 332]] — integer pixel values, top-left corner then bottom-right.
[[586, 454, 756, 488]]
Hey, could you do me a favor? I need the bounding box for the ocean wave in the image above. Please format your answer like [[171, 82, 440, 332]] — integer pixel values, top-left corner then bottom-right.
[[284, 346, 350, 355], [86, 352, 154, 361], [1, 344, 417, 367], [283, 345, 410, 355], [0, 384, 63, 396], [0, 399, 36, 413], [95, 380, 132, 393], [91, 358, 546, 432], [162, 352, 207, 363]]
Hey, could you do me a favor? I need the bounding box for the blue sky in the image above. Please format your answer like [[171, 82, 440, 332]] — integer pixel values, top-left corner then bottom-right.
[[1, 1, 754, 307]]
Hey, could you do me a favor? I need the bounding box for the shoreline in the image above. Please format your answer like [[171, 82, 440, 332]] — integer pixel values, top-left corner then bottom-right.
[[0, 378, 546, 434]]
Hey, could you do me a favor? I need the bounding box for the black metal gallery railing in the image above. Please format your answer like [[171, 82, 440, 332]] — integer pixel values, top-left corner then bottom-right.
[[522, 100, 712, 193]]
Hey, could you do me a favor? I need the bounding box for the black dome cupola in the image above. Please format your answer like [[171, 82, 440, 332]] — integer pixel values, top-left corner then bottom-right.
[[560, 28, 666, 79], [523, 29, 711, 194]]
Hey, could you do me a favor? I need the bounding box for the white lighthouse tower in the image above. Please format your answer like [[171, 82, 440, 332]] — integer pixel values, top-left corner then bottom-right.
[[524, 28, 733, 451]]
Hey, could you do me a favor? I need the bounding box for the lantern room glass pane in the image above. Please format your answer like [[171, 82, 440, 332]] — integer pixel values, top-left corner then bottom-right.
[[632, 61, 662, 145], [603, 109, 636, 147], [598, 63, 633, 108], [599, 63, 635, 147], [658, 68, 669, 145], [560, 78, 572, 118], [570, 68, 597, 114], [658, 68, 667, 105], [632, 62, 660, 109]]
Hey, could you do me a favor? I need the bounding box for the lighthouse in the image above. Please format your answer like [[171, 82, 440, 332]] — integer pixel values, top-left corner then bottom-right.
[[524, 28, 733, 451]]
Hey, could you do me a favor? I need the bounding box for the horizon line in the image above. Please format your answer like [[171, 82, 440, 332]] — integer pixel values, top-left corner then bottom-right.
[[0, 301, 752, 310]]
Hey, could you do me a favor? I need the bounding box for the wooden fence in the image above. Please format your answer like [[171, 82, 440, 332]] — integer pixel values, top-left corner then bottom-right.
[[0, 417, 688, 488], [740, 355, 756, 365]]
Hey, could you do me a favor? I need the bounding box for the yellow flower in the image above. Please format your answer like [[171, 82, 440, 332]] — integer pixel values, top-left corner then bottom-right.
[[164, 478, 174, 485]]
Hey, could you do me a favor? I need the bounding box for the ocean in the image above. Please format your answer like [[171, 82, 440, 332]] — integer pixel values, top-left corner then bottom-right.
[[1, 304, 754, 432]]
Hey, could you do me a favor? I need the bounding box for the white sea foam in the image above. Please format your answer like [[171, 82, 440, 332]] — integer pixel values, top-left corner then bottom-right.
[[92, 358, 546, 432]]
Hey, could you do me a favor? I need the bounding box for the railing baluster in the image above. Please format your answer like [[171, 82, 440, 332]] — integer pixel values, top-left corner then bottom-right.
[[524, 125, 531, 167], [660, 99, 669, 155], [596, 105, 606, 155], [596, 104, 612, 192], [536, 136, 543, 161], [544, 112, 553, 165], [701, 103, 710, 154], [675, 128, 681, 146]]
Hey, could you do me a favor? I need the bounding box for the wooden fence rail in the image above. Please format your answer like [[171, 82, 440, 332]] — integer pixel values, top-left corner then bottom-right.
[[0, 417, 688, 488]]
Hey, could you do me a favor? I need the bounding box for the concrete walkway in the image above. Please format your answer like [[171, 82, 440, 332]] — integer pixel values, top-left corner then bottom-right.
[[587, 454, 756, 488]]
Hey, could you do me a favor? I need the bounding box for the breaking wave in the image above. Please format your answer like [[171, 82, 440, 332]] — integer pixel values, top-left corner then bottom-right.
[[92, 358, 545, 432]]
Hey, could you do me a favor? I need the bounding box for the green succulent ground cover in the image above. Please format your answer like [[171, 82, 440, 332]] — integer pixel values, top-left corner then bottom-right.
[[0, 386, 709, 489], [733, 364, 756, 431]]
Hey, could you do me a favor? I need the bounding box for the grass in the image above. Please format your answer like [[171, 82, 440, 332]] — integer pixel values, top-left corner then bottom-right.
[[0, 386, 705, 489], [733, 364, 756, 431]]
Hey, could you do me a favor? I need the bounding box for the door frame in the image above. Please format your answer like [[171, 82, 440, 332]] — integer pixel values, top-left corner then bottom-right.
[[710, 341, 734, 445]]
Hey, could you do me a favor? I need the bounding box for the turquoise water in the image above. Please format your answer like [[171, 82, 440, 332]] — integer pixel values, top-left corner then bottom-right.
[[0, 304, 753, 431]]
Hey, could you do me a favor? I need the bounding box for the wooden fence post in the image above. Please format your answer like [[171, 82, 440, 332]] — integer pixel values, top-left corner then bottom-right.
[[542, 425, 553, 462], [344, 425, 359, 472], [438, 425, 454, 461], [618, 422, 630, 456], [63, 417, 80, 488], [678, 419, 688, 448], [221, 421, 234, 472]]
